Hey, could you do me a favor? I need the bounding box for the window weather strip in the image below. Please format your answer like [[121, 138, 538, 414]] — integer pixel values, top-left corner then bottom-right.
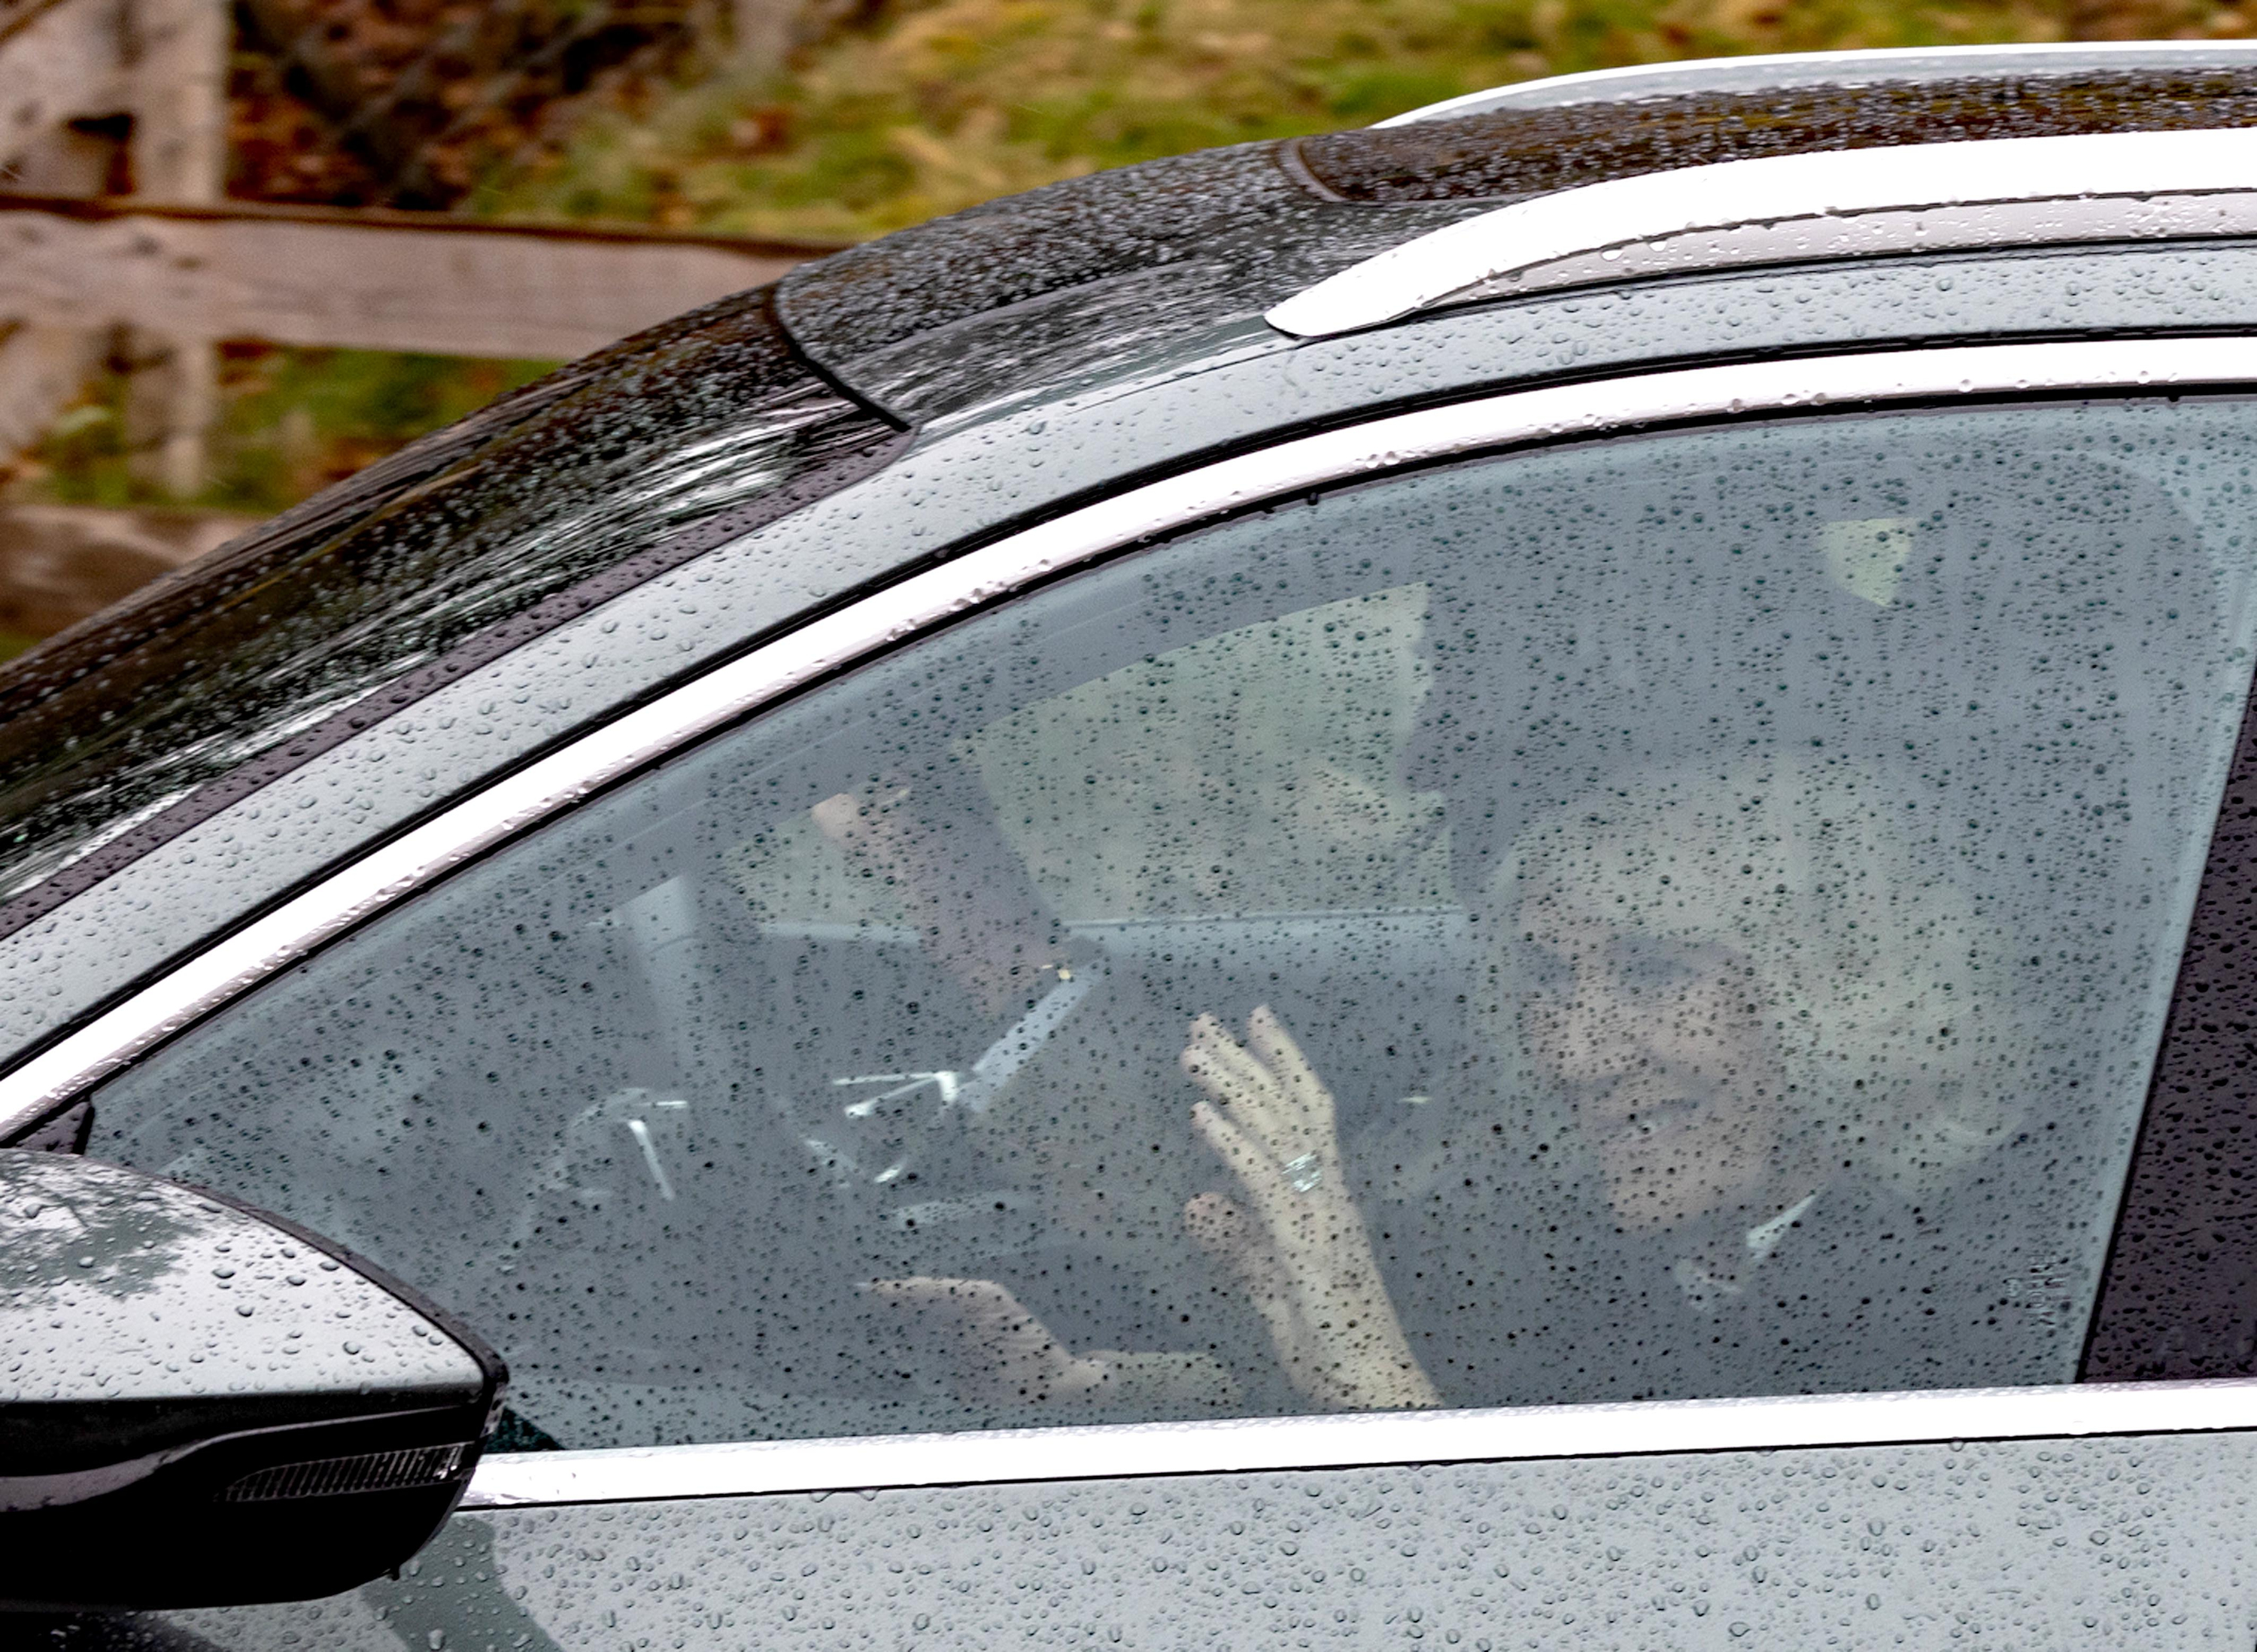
[[7, 337, 2257, 1137], [463, 1379, 2257, 1508], [1265, 129, 2257, 339]]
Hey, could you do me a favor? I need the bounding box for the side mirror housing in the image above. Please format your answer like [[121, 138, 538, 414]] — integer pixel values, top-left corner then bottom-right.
[[0, 1151, 504, 1611]]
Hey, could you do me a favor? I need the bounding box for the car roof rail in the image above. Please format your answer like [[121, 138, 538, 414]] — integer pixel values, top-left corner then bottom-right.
[[1264, 126, 2257, 340], [1378, 41, 2257, 126]]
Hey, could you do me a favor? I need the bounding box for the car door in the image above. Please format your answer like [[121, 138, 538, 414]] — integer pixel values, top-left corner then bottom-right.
[[38, 337, 2257, 1649]]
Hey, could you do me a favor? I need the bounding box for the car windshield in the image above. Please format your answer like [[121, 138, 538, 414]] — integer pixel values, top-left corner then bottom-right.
[[0, 290, 896, 920]]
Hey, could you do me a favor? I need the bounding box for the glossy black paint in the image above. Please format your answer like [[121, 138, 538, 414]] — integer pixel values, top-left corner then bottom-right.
[[14, 1099, 91, 1155], [0, 1158, 505, 1611], [773, 142, 1478, 422], [0, 290, 904, 937], [1299, 68, 2257, 202]]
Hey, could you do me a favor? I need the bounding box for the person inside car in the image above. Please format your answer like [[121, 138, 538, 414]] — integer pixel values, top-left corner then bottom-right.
[[843, 451, 2209, 1418], [866, 751, 2049, 1415], [1177, 754, 2046, 1411]]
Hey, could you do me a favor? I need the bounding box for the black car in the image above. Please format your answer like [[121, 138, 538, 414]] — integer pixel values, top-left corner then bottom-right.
[[9, 38, 2257, 1647]]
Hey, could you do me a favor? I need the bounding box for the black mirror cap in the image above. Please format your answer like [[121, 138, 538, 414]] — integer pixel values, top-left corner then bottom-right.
[[0, 1153, 506, 1611]]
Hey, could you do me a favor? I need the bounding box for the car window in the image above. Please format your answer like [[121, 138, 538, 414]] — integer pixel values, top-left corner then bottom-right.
[[87, 398, 2257, 1451], [737, 582, 1451, 928]]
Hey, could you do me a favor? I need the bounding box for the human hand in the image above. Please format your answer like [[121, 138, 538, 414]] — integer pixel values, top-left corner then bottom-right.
[[1180, 1007, 1439, 1411], [864, 1276, 1111, 1405], [864, 1276, 1241, 1414]]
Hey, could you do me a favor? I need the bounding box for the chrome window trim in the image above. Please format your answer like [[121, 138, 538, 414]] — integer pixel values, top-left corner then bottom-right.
[[7, 335, 2257, 1139], [1338, 194, 2257, 324], [1265, 129, 2257, 339], [463, 1380, 2257, 1508], [1375, 41, 2257, 126]]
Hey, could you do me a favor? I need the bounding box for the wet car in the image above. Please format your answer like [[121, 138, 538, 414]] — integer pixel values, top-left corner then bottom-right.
[[11, 36, 2257, 1648]]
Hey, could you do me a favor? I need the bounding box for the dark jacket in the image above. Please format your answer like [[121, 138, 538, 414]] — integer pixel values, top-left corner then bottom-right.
[[1352, 1104, 2089, 1408]]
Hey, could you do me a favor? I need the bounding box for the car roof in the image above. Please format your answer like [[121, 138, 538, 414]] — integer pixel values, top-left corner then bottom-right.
[[5, 43, 2257, 993], [781, 48, 2257, 421], [1271, 125, 2257, 338]]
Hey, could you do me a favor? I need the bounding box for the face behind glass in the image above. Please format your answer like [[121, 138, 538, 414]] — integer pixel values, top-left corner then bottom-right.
[[1517, 890, 1794, 1231]]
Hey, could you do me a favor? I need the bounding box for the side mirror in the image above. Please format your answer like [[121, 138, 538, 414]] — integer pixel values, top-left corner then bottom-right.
[[0, 1151, 504, 1611]]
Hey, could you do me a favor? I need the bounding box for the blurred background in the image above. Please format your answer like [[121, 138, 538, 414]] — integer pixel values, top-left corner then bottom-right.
[[0, 0, 2228, 656]]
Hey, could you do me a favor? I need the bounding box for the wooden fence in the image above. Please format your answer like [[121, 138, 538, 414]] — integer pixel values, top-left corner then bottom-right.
[[0, 0, 843, 642], [0, 192, 829, 360]]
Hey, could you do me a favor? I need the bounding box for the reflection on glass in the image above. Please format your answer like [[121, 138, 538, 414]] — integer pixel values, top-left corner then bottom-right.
[[92, 401, 2257, 1447]]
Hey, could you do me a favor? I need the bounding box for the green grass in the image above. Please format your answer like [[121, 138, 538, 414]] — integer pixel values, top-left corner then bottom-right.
[[476, 0, 2141, 244], [21, 345, 554, 518]]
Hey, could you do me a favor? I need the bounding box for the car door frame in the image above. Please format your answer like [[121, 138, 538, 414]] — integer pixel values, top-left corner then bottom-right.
[[17, 333, 2257, 1516]]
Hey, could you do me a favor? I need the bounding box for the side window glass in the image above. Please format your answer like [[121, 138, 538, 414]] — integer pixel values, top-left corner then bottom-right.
[[90, 401, 2257, 1448]]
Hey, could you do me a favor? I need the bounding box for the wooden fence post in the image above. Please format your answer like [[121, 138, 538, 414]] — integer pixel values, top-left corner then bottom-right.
[[731, 0, 798, 75], [123, 0, 226, 498], [0, 323, 103, 458], [0, 0, 132, 480]]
